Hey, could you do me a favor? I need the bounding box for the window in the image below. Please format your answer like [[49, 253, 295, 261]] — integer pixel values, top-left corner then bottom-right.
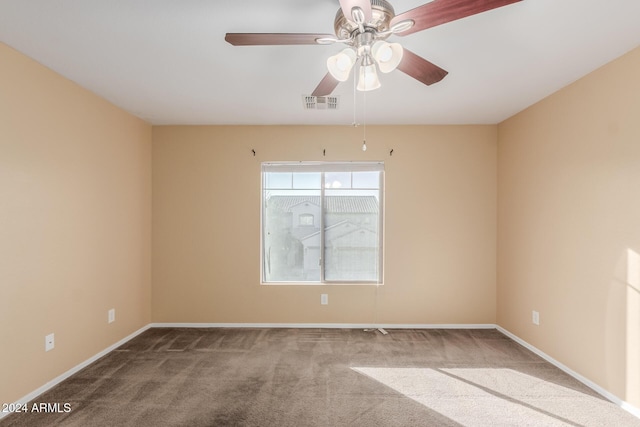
[[299, 213, 314, 226], [262, 162, 383, 284]]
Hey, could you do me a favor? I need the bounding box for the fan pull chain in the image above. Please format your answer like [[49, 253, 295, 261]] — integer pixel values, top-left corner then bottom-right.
[[362, 64, 367, 152], [352, 68, 358, 128]]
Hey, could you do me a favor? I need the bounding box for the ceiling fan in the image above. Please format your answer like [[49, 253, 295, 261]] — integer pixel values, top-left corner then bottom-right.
[[225, 0, 522, 96]]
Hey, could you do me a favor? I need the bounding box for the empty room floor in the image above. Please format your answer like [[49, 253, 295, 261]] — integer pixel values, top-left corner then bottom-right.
[[2, 328, 639, 427]]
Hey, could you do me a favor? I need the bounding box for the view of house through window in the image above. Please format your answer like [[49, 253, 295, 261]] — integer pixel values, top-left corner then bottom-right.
[[262, 162, 384, 284]]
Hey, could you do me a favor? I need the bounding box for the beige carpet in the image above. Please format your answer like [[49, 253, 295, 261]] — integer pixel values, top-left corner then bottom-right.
[[2, 328, 639, 426]]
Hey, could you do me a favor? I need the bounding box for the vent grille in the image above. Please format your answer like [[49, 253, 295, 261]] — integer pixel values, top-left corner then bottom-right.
[[302, 96, 339, 110]]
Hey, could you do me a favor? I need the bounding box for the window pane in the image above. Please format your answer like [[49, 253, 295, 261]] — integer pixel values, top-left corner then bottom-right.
[[299, 214, 314, 226], [293, 172, 321, 189], [323, 185, 380, 282], [325, 172, 351, 189], [265, 172, 291, 189], [352, 171, 380, 189], [263, 179, 321, 282]]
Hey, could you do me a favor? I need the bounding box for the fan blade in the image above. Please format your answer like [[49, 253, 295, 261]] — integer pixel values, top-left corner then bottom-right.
[[391, 0, 522, 36], [397, 49, 448, 86], [225, 33, 335, 46], [311, 73, 340, 97], [339, 0, 372, 23]]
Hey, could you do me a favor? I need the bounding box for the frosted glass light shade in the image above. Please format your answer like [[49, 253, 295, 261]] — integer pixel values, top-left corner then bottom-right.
[[372, 41, 403, 73], [327, 48, 357, 81], [357, 63, 381, 92]]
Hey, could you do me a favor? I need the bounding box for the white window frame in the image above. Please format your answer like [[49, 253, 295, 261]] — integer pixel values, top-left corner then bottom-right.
[[261, 161, 384, 285]]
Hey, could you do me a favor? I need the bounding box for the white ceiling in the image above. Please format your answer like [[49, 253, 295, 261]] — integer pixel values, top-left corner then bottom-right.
[[1, 0, 639, 125]]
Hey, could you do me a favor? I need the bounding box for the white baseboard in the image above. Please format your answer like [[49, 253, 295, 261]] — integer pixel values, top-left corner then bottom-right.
[[496, 325, 640, 420], [149, 322, 497, 329], [0, 324, 150, 421]]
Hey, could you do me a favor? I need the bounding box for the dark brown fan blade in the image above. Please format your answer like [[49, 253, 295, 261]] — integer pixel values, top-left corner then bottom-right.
[[311, 73, 340, 97], [391, 0, 523, 36], [397, 49, 448, 86], [339, 0, 373, 22], [225, 33, 335, 46]]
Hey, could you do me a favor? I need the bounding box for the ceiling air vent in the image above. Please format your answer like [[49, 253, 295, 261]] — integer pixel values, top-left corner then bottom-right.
[[302, 96, 339, 110]]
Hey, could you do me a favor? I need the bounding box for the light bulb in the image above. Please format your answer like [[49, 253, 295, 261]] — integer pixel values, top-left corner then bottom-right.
[[377, 44, 393, 62], [362, 141, 367, 151], [336, 55, 351, 72]]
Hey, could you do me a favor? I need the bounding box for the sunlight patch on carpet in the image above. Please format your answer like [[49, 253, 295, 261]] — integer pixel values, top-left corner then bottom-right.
[[352, 367, 628, 426]]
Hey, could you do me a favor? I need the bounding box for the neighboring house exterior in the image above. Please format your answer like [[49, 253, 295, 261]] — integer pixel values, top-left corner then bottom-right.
[[264, 195, 380, 282]]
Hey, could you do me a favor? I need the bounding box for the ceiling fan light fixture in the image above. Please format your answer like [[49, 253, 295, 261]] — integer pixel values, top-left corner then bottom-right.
[[357, 59, 381, 92], [327, 48, 357, 81], [372, 41, 403, 73], [226, 0, 525, 97]]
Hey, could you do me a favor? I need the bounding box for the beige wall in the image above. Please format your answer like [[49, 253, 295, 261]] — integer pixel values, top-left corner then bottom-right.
[[497, 46, 640, 406], [0, 43, 152, 405], [152, 125, 497, 324]]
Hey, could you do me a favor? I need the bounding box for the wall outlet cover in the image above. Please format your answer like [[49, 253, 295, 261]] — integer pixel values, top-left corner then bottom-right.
[[45, 333, 55, 351]]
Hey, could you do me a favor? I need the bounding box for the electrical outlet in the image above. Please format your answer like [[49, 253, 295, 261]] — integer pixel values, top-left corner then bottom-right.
[[321, 294, 328, 305], [45, 333, 55, 352], [532, 310, 540, 326], [108, 308, 115, 323]]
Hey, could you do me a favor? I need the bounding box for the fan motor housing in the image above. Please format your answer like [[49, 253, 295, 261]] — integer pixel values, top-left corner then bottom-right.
[[333, 0, 395, 40]]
